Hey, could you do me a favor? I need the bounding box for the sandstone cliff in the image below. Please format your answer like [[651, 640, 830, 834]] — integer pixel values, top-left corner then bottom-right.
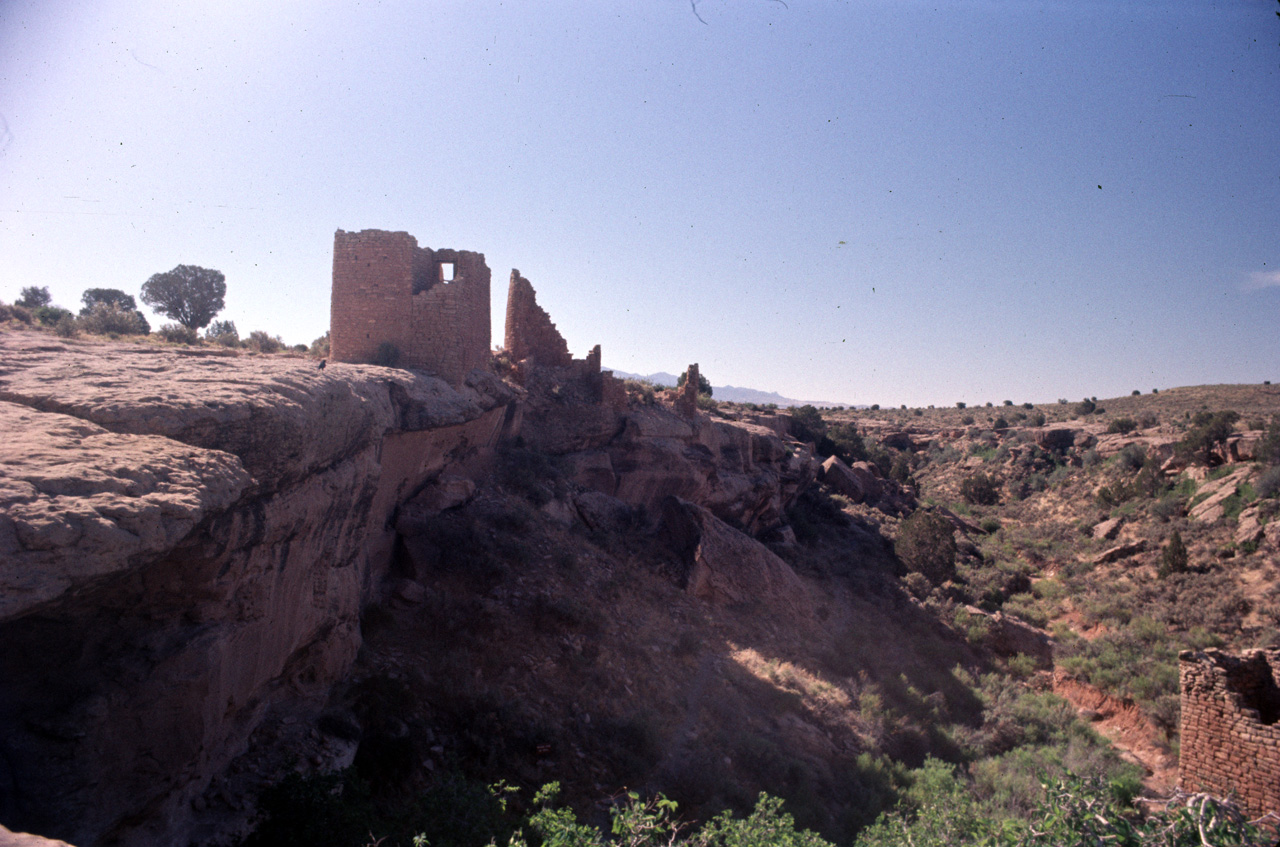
[[0, 332, 517, 846], [0, 332, 823, 846]]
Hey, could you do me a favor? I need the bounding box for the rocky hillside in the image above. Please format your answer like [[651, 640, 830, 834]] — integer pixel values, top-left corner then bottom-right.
[[0, 330, 840, 845], [3, 325, 1277, 847]]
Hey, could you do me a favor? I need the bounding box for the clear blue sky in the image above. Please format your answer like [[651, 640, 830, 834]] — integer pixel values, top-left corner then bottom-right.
[[2, 0, 1277, 407]]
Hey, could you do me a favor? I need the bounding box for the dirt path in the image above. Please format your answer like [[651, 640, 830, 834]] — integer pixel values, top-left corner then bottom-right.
[[1051, 671, 1178, 795]]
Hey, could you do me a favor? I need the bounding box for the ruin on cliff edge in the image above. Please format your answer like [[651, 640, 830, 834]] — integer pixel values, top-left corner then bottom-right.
[[330, 228, 628, 408]]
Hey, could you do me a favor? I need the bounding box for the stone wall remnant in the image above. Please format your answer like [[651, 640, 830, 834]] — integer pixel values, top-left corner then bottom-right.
[[504, 270, 571, 367], [1179, 648, 1280, 818], [330, 229, 490, 385], [675, 363, 701, 418]]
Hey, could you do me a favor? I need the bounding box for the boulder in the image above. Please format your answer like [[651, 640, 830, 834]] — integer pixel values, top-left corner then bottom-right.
[[561, 450, 617, 494], [1265, 521, 1280, 550], [1092, 517, 1123, 540], [572, 489, 633, 533], [820, 455, 879, 504], [1235, 507, 1265, 547], [1092, 541, 1147, 565], [937, 506, 984, 536], [1189, 466, 1253, 523], [658, 497, 806, 611], [411, 475, 476, 512], [1036, 429, 1078, 452]]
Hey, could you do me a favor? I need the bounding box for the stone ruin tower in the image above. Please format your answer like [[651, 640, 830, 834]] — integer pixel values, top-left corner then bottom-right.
[[329, 229, 490, 385], [1179, 648, 1280, 819]]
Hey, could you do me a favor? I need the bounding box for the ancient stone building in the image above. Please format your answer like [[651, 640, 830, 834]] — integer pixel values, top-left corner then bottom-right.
[[1179, 648, 1280, 818], [504, 270, 571, 367], [330, 229, 490, 385]]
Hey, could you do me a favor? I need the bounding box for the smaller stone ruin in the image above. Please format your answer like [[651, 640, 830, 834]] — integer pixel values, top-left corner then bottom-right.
[[1179, 648, 1280, 819], [674, 363, 701, 418], [504, 270, 572, 368], [501, 269, 627, 411]]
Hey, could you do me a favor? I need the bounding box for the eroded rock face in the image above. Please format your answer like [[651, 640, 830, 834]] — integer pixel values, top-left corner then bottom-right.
[[0, 332, 516, 846], [517, 372, 818, 536], [658, 497, 807, 611]]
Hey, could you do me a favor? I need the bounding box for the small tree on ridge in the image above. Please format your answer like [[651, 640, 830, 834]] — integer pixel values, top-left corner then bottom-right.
[[141, 265, 226, 330]]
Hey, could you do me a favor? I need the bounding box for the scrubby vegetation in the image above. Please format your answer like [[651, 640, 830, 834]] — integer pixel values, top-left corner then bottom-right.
[[6, 306, 1279, 845]]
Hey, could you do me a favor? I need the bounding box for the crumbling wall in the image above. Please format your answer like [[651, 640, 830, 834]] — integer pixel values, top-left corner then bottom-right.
[[1179, 648, 1280, 818], [331, 230, 490, 385], [675, 363, 701, 418], [504, 270, 572, 367]]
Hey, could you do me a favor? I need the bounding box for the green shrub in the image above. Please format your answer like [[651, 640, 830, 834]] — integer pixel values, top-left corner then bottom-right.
[[310, 331, 331, 357], [0, 302, 33, 324], [1030, 412, 1046, 427], [157, 323, 198, 344], [53, 314, 78, 337], [896, 511, 957, 586], [205, 319, 240, 346], [1178, 410, 1240, 463], [826, 422, 867, 463], [79, 302, 150, 335], [676, 369, 713, 397], [1075, 399, 1096, 416], [890, 452, 915, 486], [247, 330, 286, 354], [16, 286, 51, 308], [960, 473, 1000, 506], [1257, 466, 1280, 499], [1159, 530, 1188, 578], [79, 287, 138, 315], [1116, 444, 1147, 472], [1106, 417, 1137, 434], [1258, 416, 1280, 466], [34, 305, 73, 326], [15, 286, 49, 310]]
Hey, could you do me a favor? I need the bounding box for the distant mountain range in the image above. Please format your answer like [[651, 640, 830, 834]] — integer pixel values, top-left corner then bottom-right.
[[606, 369, 853, 409]]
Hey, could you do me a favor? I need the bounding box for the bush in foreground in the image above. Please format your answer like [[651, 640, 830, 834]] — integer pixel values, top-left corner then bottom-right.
[[855, 766, 1270, 847]]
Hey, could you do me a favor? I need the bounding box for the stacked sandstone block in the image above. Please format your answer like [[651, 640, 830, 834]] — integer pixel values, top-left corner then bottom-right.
[[504, 270, 572, 367], [1178, 648, 1280, 819], [330, 230, 489, 386]]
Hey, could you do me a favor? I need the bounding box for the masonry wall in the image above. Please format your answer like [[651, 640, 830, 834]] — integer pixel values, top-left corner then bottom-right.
[[504, 270, 571, 367], [330, 230, 416, 367], [330, 230, 490, 385], [1179, 648, 1280, 818]]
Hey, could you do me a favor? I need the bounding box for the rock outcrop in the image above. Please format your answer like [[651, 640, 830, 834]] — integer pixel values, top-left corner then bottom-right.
[[1188, 466, 1253, 523], [658, 497, 807, 611], [0, 332, 517, 846], [517, 367, 817, 537]]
